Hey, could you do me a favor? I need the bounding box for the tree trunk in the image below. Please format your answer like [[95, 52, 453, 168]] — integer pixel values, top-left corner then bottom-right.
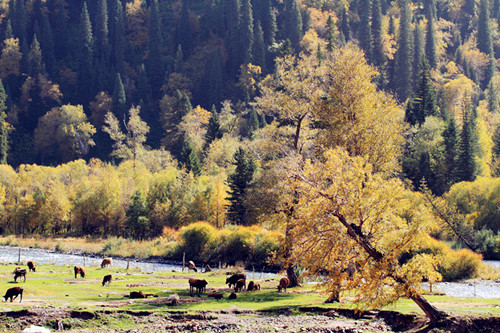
[[286, 263, 300, 288]]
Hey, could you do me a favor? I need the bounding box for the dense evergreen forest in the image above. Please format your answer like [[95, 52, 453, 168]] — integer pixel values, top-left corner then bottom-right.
[[0, 0, 499, 261]]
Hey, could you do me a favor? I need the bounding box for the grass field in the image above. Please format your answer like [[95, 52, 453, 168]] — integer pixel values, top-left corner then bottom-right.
[[1, 262, 499, 331]]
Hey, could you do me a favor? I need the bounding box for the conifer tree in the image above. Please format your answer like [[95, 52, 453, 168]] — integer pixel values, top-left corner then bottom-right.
[[284, 0, 303, 52], [424, 0, 437, 19], [478, 0, 494, 56], [457, 100, 479, 182], [78, 2, 95, 103], [425, 17, 437, 69], [28, 35, 45, 75], [262, 0, 277, 47], [442, 113, 459, 187], [395, 0, 413, 101], [12, 0, 27, 43], [201, 49, 225, 107], [0, 80, 7, 164], [4, 19, 13, 40], [371, 0, 384, 68], [180, 139, 202, 176], [414, 57, 438, 124], [112, 0, 125, 75], [174, 44, 185, 73], [54, 0, 69, 60], [247, 107, 259, 138], [240, 0, 254, 65], [95, 0, 109, 60], [39, 13, 55, 74], [224, 0, 241, 74], [227, 147, 256, 225], [359, 0, 373, 61], [487, 80, 499, 113], [205, 105, 223, 149], [340, 7, 351, 42], [149, 0, 164, 99], [326, 15, 336, 52], [494, 0, 500, 24], [125, 190, 149, 240], [253, 22, 267, 71], [112, 73, 126, 121], [413, 24, 424, 89], [177, 0, 193, 57]]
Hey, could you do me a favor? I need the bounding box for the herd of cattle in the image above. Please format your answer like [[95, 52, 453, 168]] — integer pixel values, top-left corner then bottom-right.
[[3, 258, 291, 304]]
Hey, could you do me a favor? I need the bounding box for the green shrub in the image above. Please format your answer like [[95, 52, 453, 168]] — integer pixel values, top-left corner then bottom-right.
[[218, 227, 256, 265], [254, 230, 283, 265], [174, 221, 219, 261], [474, 229, 500, 260]]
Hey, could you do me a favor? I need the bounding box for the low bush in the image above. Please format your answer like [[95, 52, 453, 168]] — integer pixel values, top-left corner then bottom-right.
[[173, 221, 220, 261]]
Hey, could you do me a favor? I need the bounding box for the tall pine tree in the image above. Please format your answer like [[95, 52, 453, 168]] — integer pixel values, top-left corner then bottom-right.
[[240, 0, 254, 65], [457, 100, 479, 182], [359, 0, 373, 62], [0, 80, 7, 164], [425, 17, 437, 68], [227, 147, 256, 225], [78, 2, 95, 103], [442, 113, 459, 187], [284, 0, 303, 52], [394, 0, 413, 101]]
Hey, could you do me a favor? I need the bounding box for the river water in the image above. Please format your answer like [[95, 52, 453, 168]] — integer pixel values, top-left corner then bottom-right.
[[0, 246, 275, 279], [1, 246, 499, 299]]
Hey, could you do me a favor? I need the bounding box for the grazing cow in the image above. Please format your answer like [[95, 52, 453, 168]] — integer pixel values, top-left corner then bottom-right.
[[102, 274, 112, 286], [167, 294, 180, 306], [3, 287, 23, 302], [228, 292, 237, 299], [188, 278, 208, 296], [27, 261, 36, 272], [129, 291, 154, 299], [207, 292, 223, 301], [277, 277, 290, 292], [74, 265, 85, 278], [188, 260, 197, 272], [247, 281, 260, 291], [225, 273, 246, 288], [13, 268, 27, 282], [101, 258, 112, 268], [234, 278, 246, 292]]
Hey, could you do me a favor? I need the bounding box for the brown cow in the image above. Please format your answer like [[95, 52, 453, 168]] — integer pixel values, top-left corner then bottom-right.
[[228, 292, 237, 299], [102, 274, 112, 286], [277, 277, 290, 292], [129, 291, 155, 299], [101, 258, 112, 268], [3, 287, 23, 302], [188, 260, 197, 272], [13, 268, 26, 282], [247, 281, 260, 291], [27, 261, 36, 272], [188, 278, 208, 296], [234, 278, 246, 292], [74, 265, 85, 278], [207, 291, 223, 301], [225, 273, 246, 288]]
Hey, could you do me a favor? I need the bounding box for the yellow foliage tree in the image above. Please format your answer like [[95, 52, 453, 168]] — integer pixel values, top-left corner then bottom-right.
[[283, 147, 446, 323], [0, 38, 21, 79]]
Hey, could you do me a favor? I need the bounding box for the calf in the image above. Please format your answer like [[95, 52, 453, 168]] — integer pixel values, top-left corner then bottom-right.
[[247, 281, 260, 291], [187, 260, 197, 272], [101, 258, 112, 268], [74, 265, 85, 278], [228, 292, 237, 299], [234, 278, 246, 292], [225, 273, 246, 288], [207, 292, 223, 301], [102, 274, 112, 286], [188, 278, 208, 296], [27, 261, 36, 272], [277, 277, 290, 292], [13, 268, 27, 282], [3, 287, 23, 302]]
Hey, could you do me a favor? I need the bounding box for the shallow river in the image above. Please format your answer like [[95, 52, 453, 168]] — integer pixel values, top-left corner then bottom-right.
[[1, 246, 499, 299]]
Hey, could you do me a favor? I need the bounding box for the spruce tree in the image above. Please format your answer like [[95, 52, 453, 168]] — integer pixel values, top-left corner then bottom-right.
[[424, 0, 437, 19], [253, 21, 267, 71], [487, 80, 499, 113], [478, 0, 494, 56], [326, 15, 336, 52], [442, 113, 459, 187], [54, 0, 69, 59], [28, 35, 45, 75], [149, 0, 164, 99], [95, 0, 109, 60], [227, 147, 256, 225], [224, 0, 241, 75], [174, 44, 185, 73], [125, 190, 149, 240], [359, 0, 373, 61], [457, 100, 479, 182], [112, 0, 125, 75], [180, 139, 202, 176], [240, 0, 254, 65], [201, 49, 225, 108], [205, 106, 223, 149], [78, 2, 95, 103], [414, 57, 438, 124], [371, 0, 385, 68], [340, 7, 351, 42], [494, 0, 500, 24], [413, 24, 424, 90], [395, 0, 413, 101], [425, 17, 437, 68], [284, 0, 303, 52], [247, 107, 259, 138], [0, 80, 7, 164], [40, 13, 55, 74], [262, 0, 277, 47], [112, 73, 127, 121]]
